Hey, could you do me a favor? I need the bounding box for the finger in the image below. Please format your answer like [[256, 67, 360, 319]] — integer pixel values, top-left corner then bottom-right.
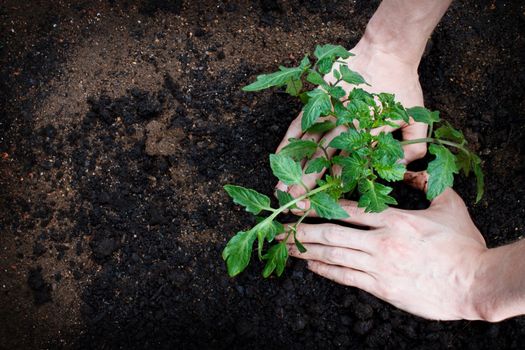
[[299, 129, 323, 168], [280, 223, 378, 253], [292, 199, 390, 228], [288, 243, 372, 271], [307, 260, 376, 290], [275, 113, 303, 153], [404, 170, 428, 192], [400, 120, 428, 163], [288, 124, 348, 199]]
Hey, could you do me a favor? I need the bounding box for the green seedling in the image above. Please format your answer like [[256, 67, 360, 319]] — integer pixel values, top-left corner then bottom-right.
[[223, 44, 484, 278]]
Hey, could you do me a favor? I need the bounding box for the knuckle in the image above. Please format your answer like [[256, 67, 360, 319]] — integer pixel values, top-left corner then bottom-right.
[[327, 247, 344, 264], [341, 272, 355, 286]]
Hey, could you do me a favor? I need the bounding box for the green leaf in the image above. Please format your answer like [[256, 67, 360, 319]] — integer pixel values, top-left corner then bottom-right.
[[472, 155, 484, 203], [377, 93, 409, 123], [347, 99, 374, 129], [305, 121, 336, 133], [293, 232, 307, 253], [279, 139, 318, 161], [222, 230, 257, 277], [310, 192, 349, 219], [455, 150, 484, 203], [374, 132, 404, 160], [224, 185, 271, 215], [285, 78, 303, 96], [243, 65, 305, 91], [426, 144, 459, 200], [305, 157, 330, 174], [329, 129, 371, 151], [456, 149, 472, 175], [407, 106, 441, 125], [349, 88, 375, 104], [254, 219, 285, 259], [270, 154, 303, 185], [314, 44, 353, 74], [434, 123, 465, 144], [299, 55, 311, 69], [262, 242, 288, 277], [373, 161, 406, 181], [358, 180, 397, 213], [301, 88, 332, 131], [316, 175, 348, 199], [333, 153, 365, 180], [307, 69, 326, 86], [329, 86, 346, 99], [340, 65, 367, 85], [276, 189, 297, 209], [333, 69, 341, 80]]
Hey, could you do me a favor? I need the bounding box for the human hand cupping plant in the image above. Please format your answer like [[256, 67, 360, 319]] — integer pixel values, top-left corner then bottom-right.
[[222, 45, 483, 278], [275, 39, 428, 201]]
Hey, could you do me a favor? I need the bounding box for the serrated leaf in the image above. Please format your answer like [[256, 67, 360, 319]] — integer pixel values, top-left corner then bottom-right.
[[305, 121, 336, 133], [456, 149, 472, 175], [407, 106, 441, 125], [329, 129, 370, 151], [349, 88, 375, 104], [427, 144, 459, 200], [299, 55, 311, 69], [329, 86, 346, 99], [305, 157, 330, 174], [472, 155, 484, 203], [307, 70, 326, 86], [270, 154, 303, 185], [276, 189, 297, 209], [374, 132, 404, 160], [262, 242, 288, 277], [435, 123, 465, 144], [358, 180, 397, 213], [301, 88, 332, 131], [333, 69, 341, 80], [310, 192, 349, 219], [224, 185, 272, 215], [243, 65, 304, 91], [348, 99, 374, 129], [314, 44, 353, 74], [255, 219, 285, 259], [285, 78, 303, 96], [378, 93, 409, 123], [279, 139, 318, 161], [340, 65, 367, 85], [373, 161, 406, 181], [222, 230, 257, 277]]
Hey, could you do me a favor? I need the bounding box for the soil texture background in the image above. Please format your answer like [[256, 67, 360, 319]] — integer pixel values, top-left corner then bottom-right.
[[1, 0, 525, 349]]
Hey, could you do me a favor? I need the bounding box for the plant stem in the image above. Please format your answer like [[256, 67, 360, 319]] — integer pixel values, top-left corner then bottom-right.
[[284, 209, 312, 243], [266, 183, 333, 223], [401, 137, 469, 154]]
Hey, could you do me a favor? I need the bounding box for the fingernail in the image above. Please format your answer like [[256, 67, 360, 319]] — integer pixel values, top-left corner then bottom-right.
[[296, 201, 307, 210]]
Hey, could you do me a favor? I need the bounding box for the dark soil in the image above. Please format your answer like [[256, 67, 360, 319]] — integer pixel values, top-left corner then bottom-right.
[[1, 0, 525, 349]]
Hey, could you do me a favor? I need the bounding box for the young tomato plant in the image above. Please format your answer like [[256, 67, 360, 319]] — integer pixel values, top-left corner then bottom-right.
[[223, 44, 484, 278]]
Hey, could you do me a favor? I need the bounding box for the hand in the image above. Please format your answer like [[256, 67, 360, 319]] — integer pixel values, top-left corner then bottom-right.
[[275, 39, 427, 200], [281, 171, 488, 321]]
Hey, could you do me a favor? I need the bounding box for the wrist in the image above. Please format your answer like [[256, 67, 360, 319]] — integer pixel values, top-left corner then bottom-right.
[[356, 20, 426, 67], [469, 243, 525, 322]]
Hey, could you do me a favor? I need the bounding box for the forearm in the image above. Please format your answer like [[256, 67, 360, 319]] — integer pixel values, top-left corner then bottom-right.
[[360, 0, 453, 65], [472, 238, 525, 322]]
